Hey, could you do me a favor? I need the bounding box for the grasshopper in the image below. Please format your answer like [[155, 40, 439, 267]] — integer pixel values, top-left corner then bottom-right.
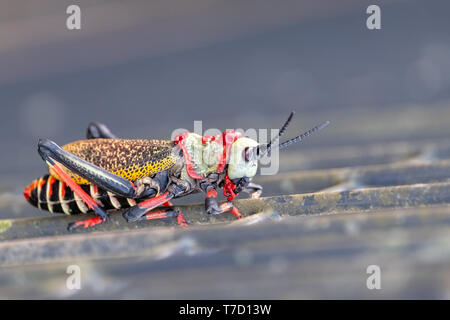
[[24, 112, 329, 230]]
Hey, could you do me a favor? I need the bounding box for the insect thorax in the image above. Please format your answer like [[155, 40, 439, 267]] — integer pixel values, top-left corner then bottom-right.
[[182, 133, 224, 177]]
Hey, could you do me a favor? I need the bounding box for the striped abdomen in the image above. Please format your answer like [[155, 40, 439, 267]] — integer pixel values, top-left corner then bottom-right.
[[24, 174, 138, 215]]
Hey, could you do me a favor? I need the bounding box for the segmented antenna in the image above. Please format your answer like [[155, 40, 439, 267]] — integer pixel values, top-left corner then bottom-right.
[[265, 111, 294, 152], [257, 111, 295, 157], [277, 120, 330, 151]]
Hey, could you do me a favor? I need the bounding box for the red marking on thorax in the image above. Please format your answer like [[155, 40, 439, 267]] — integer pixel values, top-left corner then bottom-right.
[[223, 175, 237, 201], [217, 130, 242, 172], [174, 130, 242, 180], [174, 132, 203, 180]]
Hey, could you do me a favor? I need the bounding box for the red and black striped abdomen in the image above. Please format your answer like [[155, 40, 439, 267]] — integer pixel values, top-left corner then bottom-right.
[[24, 174, 137, 215]]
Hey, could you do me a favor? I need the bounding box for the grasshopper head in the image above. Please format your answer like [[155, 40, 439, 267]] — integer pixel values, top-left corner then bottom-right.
[[227, 112, 330, 181], [227, 137, 259, 180]]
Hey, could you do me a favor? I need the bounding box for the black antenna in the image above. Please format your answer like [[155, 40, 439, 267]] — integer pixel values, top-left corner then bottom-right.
[[265, 111, 294, 152], [257, 111, 295, 157], [277, 120, 330, 151]]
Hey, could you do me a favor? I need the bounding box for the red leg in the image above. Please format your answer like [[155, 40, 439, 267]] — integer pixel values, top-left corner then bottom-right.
[[46, 159, 109, 231], [218, 203, 242, 219], [176, 212, 188, 226], [230, 207, 243, 219], [49, 161, 106, 217]]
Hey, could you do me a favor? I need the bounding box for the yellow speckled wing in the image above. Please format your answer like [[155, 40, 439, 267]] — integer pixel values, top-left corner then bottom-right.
[[49, 138, 178, 184]]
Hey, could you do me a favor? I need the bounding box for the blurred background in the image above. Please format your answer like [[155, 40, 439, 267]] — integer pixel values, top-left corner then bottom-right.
[[1, 0, 450, 212], [1, 0, 450, 299]]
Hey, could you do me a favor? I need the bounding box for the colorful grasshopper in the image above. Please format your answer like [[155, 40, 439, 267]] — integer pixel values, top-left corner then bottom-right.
[[24, 112, 329, 230]]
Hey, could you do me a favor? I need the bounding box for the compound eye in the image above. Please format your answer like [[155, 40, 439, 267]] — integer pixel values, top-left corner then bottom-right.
[[243, 147, 254, 162]]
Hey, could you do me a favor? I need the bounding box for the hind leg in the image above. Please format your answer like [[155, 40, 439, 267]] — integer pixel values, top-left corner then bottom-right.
[[38, 139, 139, 230], [38, 139, 137, 198]]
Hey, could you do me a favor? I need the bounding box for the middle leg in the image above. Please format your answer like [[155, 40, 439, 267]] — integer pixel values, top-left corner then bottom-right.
[[136, 201, 187, 227], [205, 187, 242, 219]]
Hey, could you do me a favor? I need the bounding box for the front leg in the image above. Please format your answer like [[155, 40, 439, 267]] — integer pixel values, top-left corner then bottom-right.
[[241, 182, 263, 199]]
